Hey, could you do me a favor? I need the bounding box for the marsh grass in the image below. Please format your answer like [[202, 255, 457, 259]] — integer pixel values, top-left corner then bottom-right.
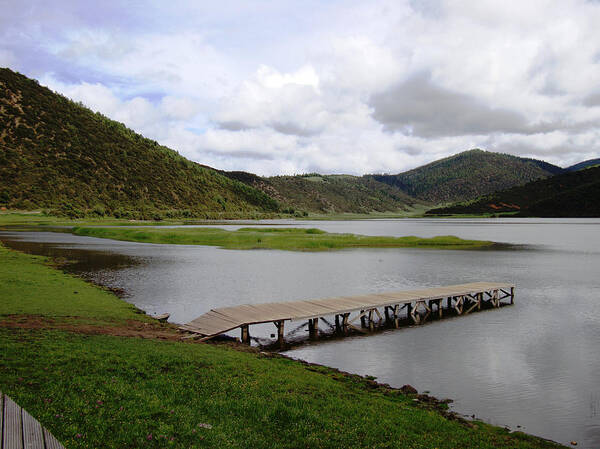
[[71, 227, 494, 251]]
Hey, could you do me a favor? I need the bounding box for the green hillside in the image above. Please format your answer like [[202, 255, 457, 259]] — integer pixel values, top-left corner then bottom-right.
[[566, 158, 600, 172], [223, 171, 419, 214], [426, 165, 600, 217], [0, 68, 279, 219], [369, 149, 564, 203]]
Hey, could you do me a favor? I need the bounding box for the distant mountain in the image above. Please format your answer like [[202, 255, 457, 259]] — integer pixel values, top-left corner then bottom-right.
[[426, 165, 600, 217], [222, 171, 418, 214], [566, 158, 600, 172], [369, 149, 564, 204], [0, 68, 278, 218], [223, 149, 568, 214]]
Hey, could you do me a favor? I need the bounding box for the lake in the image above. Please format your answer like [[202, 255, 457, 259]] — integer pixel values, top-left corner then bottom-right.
[[1, 218, 599, 447]]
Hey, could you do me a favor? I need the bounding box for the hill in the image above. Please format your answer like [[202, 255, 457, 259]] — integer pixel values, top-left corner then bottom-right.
[[222, 171, 419, 214], [368, 149, 564, 203], [566, 158, 600, 172], [426, 165, 600, 217], [0, 68, 279, 219]]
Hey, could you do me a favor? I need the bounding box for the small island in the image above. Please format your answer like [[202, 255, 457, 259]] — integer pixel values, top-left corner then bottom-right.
[[72, 226, 495, 251]]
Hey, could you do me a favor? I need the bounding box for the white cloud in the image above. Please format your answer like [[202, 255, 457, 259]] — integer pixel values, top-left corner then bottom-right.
[[215, 65, 329, 137], [6, 0, 600, 174]]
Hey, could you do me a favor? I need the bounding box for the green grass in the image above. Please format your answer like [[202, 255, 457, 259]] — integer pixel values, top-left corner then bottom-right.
[[0, 245, 147, 322], [71, 226, 495, 251], [0, 244, 564, 448], [0, 211, 182, 227]]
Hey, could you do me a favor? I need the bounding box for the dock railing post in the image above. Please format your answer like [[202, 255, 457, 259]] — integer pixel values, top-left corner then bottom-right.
[[342, 313, 350, 334], [368, 309, 374, 331], [275, 321, 285, 348], [241, 325, 250, 345], [308, 318, 319, 339]]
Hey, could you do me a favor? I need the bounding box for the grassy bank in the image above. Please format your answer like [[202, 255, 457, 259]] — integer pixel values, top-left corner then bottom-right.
[[71, 226, 494, 251], [0, 244, 564, 448], [0, 211, 275, 227]]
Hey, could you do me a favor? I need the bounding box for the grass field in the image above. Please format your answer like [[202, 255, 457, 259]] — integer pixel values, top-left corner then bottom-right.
[[71, 226, 494, 251], [0, 211, 199, 227], [0, 244, 564, 448]]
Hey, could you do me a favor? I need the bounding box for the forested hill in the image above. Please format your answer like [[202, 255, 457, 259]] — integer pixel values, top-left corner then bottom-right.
[[221, 171, 418, 214], [566, 158, 600, 171], [0, 68, 278, 218], [368, 149, 564, 203], [426, 165, 600, 217]]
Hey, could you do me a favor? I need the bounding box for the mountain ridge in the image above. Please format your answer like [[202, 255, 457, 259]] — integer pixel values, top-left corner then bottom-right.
[[367, 149, 564, 203], [221, 171, 419, 214], [0, 68, 279, 218], [566, 158, 600, 172], [426, 165, 600, 217]]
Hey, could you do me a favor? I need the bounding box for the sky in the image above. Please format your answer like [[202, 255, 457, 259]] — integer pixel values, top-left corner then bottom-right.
[[2, 0, 600, 175]]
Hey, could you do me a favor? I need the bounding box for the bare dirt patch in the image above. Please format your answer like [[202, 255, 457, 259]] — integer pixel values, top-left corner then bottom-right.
[[0, 314, 183, 340]]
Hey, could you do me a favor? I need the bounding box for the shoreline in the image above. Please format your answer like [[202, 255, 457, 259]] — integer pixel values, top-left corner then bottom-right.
[[0, 242, 567, 448]]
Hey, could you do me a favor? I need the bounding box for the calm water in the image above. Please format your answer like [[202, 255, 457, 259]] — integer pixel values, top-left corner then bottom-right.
[[1, 218, 599, 447]]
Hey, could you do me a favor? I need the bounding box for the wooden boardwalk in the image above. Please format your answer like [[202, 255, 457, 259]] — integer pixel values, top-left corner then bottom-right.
[[181, 282, 515, 346], [1, 391, 65, 449]]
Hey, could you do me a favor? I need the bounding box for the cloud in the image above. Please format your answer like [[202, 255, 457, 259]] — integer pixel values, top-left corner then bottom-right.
[[215, 65, 329, 137], [369, 74, 529, 137], [583, 92, 600, 107], [3, 0, 600, 175]]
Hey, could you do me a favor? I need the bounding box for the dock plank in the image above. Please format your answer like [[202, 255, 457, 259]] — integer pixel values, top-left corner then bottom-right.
[[22, 408, 44, 449], [182, 282, 515, 339], [0, 394, 3, 449], [0, 391, 66, 449], [3, 394, 23, 449], [43, 428, 64, 449]]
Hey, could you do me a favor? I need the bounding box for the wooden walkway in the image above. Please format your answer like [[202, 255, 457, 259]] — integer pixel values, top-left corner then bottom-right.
[[181, 282, 515, 346], [1, 391, 65, 449]]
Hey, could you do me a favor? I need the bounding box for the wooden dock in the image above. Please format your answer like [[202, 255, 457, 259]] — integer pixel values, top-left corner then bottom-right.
[[181, 282, 515, 346], [1, 391, 65, 449]]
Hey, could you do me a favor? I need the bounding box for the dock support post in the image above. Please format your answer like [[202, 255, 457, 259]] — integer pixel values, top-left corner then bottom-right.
[[241, 325, 250, 345], [447, 297, 452, 309], [360, 310, 366, 328], [308, 318, 319, 339], [275, 321, 285, 348], [335, 314, 341, 332], [342, 313, 350, 334], [393, 305, 400, 328], [368, 309, 374, 331], [510, 287, 515, 304], [438, 298, 443, 318]]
